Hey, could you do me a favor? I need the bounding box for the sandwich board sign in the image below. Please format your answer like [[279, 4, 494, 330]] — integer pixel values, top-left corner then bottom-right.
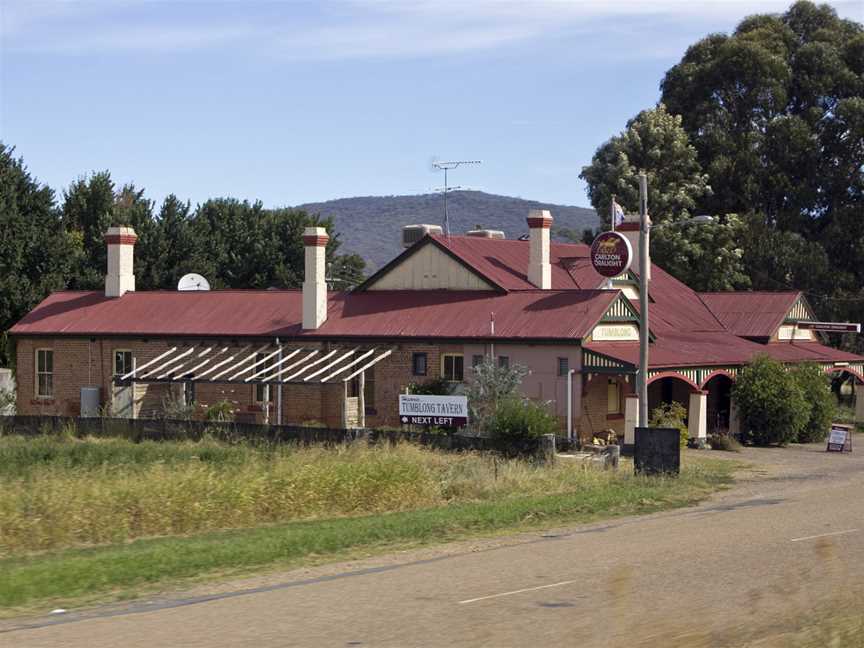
[[826, 423, 853, 453], [399, 394, 468, 428]]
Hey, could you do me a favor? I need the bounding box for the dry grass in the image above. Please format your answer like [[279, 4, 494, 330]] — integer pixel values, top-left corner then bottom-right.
[[0, 435, 715, 556], [0, 435, 736, 610]]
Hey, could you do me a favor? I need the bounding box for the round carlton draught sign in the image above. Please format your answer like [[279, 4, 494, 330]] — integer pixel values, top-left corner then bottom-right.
[[590, 231, 633, 277]]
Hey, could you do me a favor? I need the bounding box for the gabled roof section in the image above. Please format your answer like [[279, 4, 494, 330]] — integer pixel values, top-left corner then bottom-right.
[[361, 234, 727, 335], [356, 235, 507, 293], [591, 292, 656, 342], [699, 291, 802, 339]]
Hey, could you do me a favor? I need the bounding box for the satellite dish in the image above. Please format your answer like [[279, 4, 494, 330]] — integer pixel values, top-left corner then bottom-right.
[[177, 273, 211, 291]]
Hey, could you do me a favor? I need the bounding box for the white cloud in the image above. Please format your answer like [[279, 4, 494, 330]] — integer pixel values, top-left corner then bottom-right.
[[3, 0, 860, 59]]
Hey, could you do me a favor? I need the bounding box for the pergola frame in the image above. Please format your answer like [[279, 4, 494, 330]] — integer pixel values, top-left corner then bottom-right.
[[113, 342, 393, 387]]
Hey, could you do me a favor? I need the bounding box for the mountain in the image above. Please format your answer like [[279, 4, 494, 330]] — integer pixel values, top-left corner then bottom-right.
[[298, 191, 599, 270]]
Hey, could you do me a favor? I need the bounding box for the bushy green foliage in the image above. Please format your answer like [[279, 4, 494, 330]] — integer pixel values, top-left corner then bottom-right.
[[733, 355, 809, 446], [490, 398, 558, 441], [791, 363, 836, 442], [465, 358, 528, 434], [580, 104, 711, 227], [160, 393, 196, 421], [204, 399, 236, 422], [0, 149, 367, 363], [582, 3, 864, 353], [709, 433, 743, 452], [0, 145, 77, 366], [650, 401, 689, 448], [650, 214, 751, 291], [408, 377, 453, 396]]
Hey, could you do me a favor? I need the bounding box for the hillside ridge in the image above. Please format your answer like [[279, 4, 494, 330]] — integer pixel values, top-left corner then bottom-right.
[[297, 190, 598, 269]]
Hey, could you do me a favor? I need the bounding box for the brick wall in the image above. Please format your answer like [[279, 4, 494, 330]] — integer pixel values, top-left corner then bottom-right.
[[578, 374, 631, 443], [15, 335, 599, 436]]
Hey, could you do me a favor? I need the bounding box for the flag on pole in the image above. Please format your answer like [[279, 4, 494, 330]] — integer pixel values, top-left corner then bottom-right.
[[611, 199, 625, 230]]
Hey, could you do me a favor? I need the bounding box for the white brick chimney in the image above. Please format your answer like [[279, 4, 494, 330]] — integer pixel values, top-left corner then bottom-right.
[[302, 226, 329, 330], [104, 226, 137, 298], [527, 209, 552, 289]]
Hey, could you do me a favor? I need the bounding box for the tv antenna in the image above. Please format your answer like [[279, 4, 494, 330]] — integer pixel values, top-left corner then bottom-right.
[[431, 159, 481, 236], [177, 273, 211, 291]]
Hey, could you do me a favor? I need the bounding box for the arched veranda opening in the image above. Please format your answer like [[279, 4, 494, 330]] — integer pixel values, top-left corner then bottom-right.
[[702, 373, 734, 434], [826, 367, 864, 416], [647, 373, 698, 424]]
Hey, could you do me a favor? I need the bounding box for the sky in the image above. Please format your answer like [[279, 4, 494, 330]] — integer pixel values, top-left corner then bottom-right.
[[1, 0, 861, 210]]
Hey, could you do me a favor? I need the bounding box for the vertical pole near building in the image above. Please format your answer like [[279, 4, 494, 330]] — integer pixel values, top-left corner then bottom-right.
[[638, 173, 650, 428], [276, 341, 283, 426], [566, 369, 572, 442]]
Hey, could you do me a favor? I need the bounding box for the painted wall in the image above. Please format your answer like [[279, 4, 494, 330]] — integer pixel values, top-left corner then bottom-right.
[[462, 342, 582, 422], [366, 244, 494, 290]]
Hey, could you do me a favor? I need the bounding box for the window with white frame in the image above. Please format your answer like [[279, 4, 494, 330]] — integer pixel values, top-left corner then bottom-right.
[[254, 353, 272, 402], [35, 349, 54, 398], [114, 350, 133, 377], [441, 354, 464, 382]]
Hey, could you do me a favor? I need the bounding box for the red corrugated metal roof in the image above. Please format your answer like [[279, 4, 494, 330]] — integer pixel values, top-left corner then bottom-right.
[[699, 291, 801, 338], [10, 289, 618, 341], [587, 335, 863, 370], [431, 235, 725, 334]]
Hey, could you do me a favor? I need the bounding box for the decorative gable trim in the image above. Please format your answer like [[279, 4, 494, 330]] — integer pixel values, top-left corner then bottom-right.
[[582, 349, 636, 374], [783, 294, 815, 323], [585, 293, 654, 342]]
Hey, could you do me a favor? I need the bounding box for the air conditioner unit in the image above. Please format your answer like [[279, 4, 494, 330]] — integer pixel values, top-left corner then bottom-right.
[[402, 224, 443, 248], [466, 229, 505, 239]]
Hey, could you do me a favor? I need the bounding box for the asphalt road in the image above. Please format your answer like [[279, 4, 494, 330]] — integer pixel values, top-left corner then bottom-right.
[[4, 444, 864, 647]]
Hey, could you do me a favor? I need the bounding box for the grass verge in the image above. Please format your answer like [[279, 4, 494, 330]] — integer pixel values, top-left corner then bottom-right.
[[0, 455, 735, 613]]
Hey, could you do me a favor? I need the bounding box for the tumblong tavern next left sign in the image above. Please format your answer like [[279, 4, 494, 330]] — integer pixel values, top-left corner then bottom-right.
[[399, 394, 469, 427]]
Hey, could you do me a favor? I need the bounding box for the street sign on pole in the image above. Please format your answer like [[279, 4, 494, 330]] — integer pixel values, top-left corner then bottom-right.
[[590, 231, 633, 277]]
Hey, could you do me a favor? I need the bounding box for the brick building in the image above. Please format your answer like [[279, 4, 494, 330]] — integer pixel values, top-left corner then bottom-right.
[[10, 212, 864, 444]]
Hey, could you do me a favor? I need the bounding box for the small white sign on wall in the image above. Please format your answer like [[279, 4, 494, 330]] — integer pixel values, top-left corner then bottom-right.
[[591, 324, 639, 341]]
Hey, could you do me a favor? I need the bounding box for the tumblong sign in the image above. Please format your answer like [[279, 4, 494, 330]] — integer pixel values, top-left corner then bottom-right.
[[399, 394, 468, 427], [797, 321, 861, 333]]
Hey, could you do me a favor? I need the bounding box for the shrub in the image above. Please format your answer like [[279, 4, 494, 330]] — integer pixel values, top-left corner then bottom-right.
[[161, 392, 196, 421], [709, 433, 742, 452], [733, 355, 808, 446], [465, 358, 528, 434], [791, 363, 835, 443], [490, 398, 558, 441], [649, 401, 688, 448], [204, 399, 236, 422], [0, 388, 15, 415], [407, 377, 453, 396]]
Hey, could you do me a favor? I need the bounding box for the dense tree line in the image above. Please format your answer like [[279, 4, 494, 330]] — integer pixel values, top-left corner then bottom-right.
[[0, 144, 365, 365], [580, 1, 863, 352]]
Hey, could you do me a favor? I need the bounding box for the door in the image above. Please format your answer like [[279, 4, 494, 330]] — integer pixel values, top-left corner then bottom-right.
[[112, 350, 135, 418]]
